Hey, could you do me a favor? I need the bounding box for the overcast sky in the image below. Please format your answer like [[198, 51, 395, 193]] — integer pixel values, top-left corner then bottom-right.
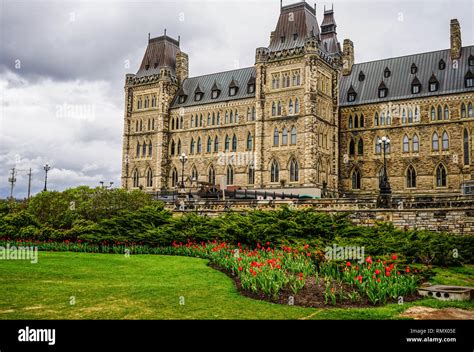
[[0, 0, 473, 198]]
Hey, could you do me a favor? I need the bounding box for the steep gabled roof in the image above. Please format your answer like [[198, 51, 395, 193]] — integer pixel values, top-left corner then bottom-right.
[[136, 35, 180, 78]]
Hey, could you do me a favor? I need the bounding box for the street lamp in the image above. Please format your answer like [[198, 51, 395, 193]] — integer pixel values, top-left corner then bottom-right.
[[43, 164, 51, 192], [178, 153, 188, 189], [377, 136, 392, 208]]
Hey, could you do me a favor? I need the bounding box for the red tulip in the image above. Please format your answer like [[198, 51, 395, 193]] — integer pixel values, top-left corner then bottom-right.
[[385, 271, 391, 277], [392, 254, 398, 260], [346, 261, 351, 267], [238, 267, 243, 271], [406, 267, 410, 273], [375, 269, 381, 275], [377, 278, 381, 283], [365, 256, 373, 264]]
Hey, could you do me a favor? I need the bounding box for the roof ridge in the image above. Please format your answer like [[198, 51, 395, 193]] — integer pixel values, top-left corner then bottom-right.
[[353, 45, 474, 66], [185, 66, 255, 81]]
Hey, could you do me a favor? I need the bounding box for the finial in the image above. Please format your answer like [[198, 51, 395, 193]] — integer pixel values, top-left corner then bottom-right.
[[280, 0, 282, 9], [164, 28, 167, 37], [178, 35, 180, 45], [148, 32, 150, 42], [324, 4, 326, 11], [332, 3, 334, 10]]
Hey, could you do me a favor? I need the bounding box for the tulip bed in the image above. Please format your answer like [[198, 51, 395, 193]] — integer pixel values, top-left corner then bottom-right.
[[0, 238, 421, 306]]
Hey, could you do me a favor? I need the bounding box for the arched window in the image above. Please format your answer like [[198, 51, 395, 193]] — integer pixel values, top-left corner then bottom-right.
[[380, 112, 386, 126], [277, 101, 282, 115], [171, 118, 175, 130], [348, 115, 353, 129], [401, 109, 406, 124], [177, 140, 182, 155], [357, 138, 364, 156], [230, 110, 234, 124], [190, 166, 198, 183], [354, 114, 359, 128], [403, 135, 409, 153], [247, 133, 253, 150], [431, 106, 436, 121], [170, 140, 176, 155], [142, 142, 147, 156], [247, 108, 251, 120], [135, 120, 139, 131], [437, 105, 442, 120], [444, 105, 449, 120], [248, 165, 255, 185], [375, 137, 382, 154], [197, 138, 202, 154], [214, 136, 219, 153], [207, 137, 212, 153], [270, 160, 279, 183], [148, 119, 151, 130], [251, 107, 256, 120], [295, 98, 300, 114], [413, 134, 419, 152], [469, 103, 474, 117], [190, 138, 195, 154], [406, 165, 416, 188], [436, 164, 447, 187], [148, 141, 152, 156], [464, 128, 470, 165], [442, 131, 449, 150], [273, 128, 279, 146], [208, 165, 216, 185], [140, 120, 143, 131], [289, 159, 299, 182], [191, 115, 195, 128], [351, 168, 361, 189], [180, 116, 183, 129], [212, 112, 216, 125], [226, 165, 234, 185], [282, 128, 288, 145], [461, 103, 467, 118], [374, 112, 379, 126], [171, 167, 179, 187], [133, 169, 139, 188], [408, 108, 413, 123], [225, 135, 230, 151], [199, 114, 203, 126], [291, 126, 297, 145], [360, 114, 364, 128], [288, 99, 293, 114], [152, 119, 155, 130], [217, 112, 220, 125], [146, 168, 153, 187], [272, 102, 276, 116], [232, 134, 237, 151], [432, 132, 439, 151], [315, 160, 321, 184], [386, 112, 391, 125], [136, 142, 141, 157], [349, 138, 355, 157], [225, 111, 229, 124], [207, 113, 211, 126]]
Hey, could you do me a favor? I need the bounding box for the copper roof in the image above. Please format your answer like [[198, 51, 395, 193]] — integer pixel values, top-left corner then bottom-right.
[[340, 45, 474, 106], [136, 35, 180, 77]]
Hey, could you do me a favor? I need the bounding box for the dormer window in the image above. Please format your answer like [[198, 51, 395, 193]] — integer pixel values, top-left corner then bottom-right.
[[411, 76, 422, 94], [229, 87, 237, 96], [347, 85, 356, 102], [211, 90, 219, 99], [465, 70, 474, 88], [178, 95, 187, 104], [293, 33, 298, 40], [358, 71, 365, 82], [229, 77, 239, 96], [145, 64, 150, 70], [383, 67, 391, 78], [429, 73, 439, 92], [211, 80, 221, 99], [154, 63, 158, 69], [247, 84, 255, 94], [469, 55, 474, 67], [439, 59, 446, 70], [194, 84, 204, 102], [280, 36, 285, 43], [378, 81, 388, 98], [411, 63, 417, 74]]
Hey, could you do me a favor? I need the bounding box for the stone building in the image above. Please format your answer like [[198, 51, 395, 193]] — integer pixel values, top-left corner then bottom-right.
[[121, 1, 474, 198]]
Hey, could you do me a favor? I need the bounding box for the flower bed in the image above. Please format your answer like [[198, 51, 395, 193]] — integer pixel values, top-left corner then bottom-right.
[[0, 238, 421, 306]]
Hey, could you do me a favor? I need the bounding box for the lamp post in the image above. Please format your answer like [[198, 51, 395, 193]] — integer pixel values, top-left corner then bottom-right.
[[377, 136, 392, 208], [178, 153, 188, 189], [43, 164, 51, 192]]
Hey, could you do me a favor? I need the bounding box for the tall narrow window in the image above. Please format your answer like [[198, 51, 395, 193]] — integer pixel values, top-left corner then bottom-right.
[[403, 135, 409, 153], [436, 164, 447, 187], [357, 138, 364, 156], [437, 105, 442, 120], [291, 126, 297, 145], [146, 169, 153, 187], [208, 165, 215, 185], [374, 112, 379, 126], [226, 165, 234, 185], [375, 137, 382, 154], [273, 128, 279, 146], [431, 106, 436, 121], [444, 105, 449, 120], [464, 128, 470, 165], [401, 109, 407, 124], [214, 136, 219, 153], [461, 103, 467, 118], [207, 113, 211, 126], [191, 166, 198, 182], [289, 159, 299, 182], [247, 133, 253, 150], [354, 114, 359, 128], [348, 115, 353, 129], [360, 115, 364, 127], [272, 102, 276, 116], [270, 160, 279, 183], [413, 134, 419, 152], [282, 128, 288, 145], [406, 165, 416, 188], [207, 137, 212, 153], [170, 140, 175, 155], [277, 101, 282, 115], [288, 99, 293, 114], [177, 140, 181, 155], [432, 132, 439, 151], [248, 166, 255, 185], [380, 112, 386, 126], [232, 135, 237, 151], [225, 135, 230, 151], [408, 109, 413, 123], [295, 98, 300, 113], [349, 138, 355, 157], [171, 168, 179, 187], [133, 169, 139, 188], [148, 141, 152, 156], [136, 142, 141, 157], [469, 103, 474, 117], [190, 138, 195, 154], [351, 168, 361, 189], [191, 115, 195, 128], [442, 131, 449, 150], [197, 138, 202, 154]]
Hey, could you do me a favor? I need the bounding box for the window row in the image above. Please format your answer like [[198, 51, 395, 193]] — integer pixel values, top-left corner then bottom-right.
[[273, 126, 297, 146], [460, 102, 474, 118], [135, 141, 153, 157], [350, 163, 450, 190], [132, 168, 153, 188], [348, 114, 364, 129], [170, 133, 255, 155], [271, 70, 301, 89], [136, 95, 157, 110], [271, 98, 300, 117], [135, 118, 155, 132]]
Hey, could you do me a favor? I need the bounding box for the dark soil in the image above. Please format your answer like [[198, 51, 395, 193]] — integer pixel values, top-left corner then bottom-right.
[[209, 263, 422, 308]]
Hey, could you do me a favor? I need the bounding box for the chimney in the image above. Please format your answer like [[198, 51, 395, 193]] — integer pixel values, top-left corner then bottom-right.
[[342, 39, 354, 76], [450, 19, 462, 60], [175, 51, 189, 86]]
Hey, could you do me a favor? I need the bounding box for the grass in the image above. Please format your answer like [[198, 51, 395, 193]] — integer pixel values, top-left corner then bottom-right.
[[0, 252, 472, 320]]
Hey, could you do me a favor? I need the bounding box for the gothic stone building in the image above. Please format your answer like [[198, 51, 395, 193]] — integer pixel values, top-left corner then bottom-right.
[[121, 2, 474, 198]]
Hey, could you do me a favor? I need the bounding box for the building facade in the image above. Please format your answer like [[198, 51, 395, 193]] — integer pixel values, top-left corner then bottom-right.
[[121, 2, 474, 198]]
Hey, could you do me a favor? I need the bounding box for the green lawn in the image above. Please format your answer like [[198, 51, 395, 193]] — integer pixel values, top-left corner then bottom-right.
[[0, 252, 472, 320]]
